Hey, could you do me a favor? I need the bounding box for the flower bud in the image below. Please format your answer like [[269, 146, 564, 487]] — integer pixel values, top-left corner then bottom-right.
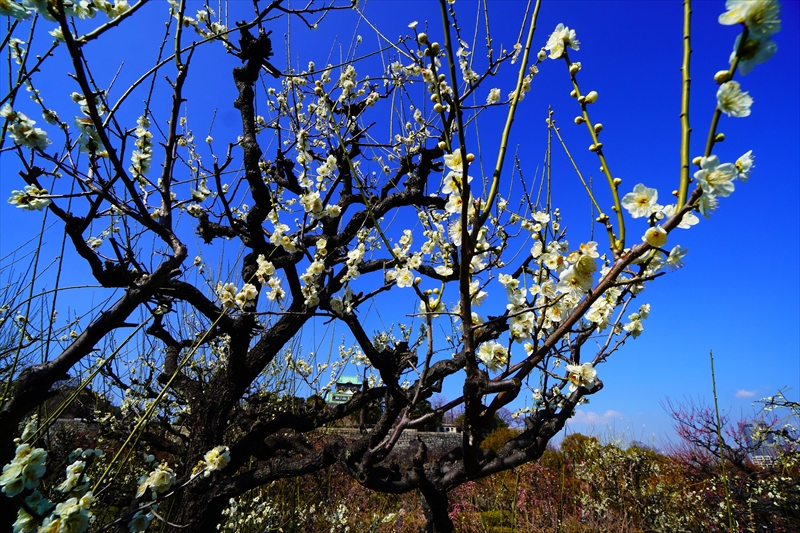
[[314, 86, 323, 96], [584, 91, 598, 104], [574, 116, 585, 125], [593, 123, 603, 133], [433, 287, 440, 295], [691, 156, 703, 166], [596, 214, 609, 223], [613, 177, 622, 187], [537, 49, 547, 62], [417, 33, 428, 45], [713, 70, 732, 84], [466, 153, 475, 163], [714, 132, 725, 142], [569, 63, 580, 75], [433, 103, 444, 113], [430, 42, 440, 54], [578, 95, 586, 104], [643, 226, 668, 248], [570, 89, 577, 98], [438, 74, 446, 82], [672, 190, 679, 196], [431, 93, 440, 102], [437, 141, 447, 150], [415, 277, 422, 285], [589, 144, 597, 152]]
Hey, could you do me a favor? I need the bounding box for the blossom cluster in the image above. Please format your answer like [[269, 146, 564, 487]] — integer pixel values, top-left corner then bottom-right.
[[1, 103, 50, 150], [130, 115, 153, 181], [719, 0, 781, 74], [7, 184, 52, 211], [192, 445, 231, 480], [216, 282, 259, 310], [0, 0, 131, 21], [136, 462, 176, 499], [0, 442, 99, 533], [565, 362, 597, 392], [0, 443, 46, 497]]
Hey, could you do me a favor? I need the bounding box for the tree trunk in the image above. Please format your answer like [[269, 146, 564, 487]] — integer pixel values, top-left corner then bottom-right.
[[419, 485, 453, 533], [171, 480, 231, 533]]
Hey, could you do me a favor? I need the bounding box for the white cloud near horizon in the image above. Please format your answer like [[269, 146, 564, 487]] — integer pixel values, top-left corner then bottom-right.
[[735, 389, 757, 398], [567, 409, 624, 426]]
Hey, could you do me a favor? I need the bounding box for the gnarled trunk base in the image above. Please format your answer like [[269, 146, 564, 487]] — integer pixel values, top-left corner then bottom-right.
[[419, 485, 453, 533]]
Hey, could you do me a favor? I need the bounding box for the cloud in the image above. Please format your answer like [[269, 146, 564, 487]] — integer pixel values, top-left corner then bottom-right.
[[567, 409, 624, 426], [735, 389, 757, 398]]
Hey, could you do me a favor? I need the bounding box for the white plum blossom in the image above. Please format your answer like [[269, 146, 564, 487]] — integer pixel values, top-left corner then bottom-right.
[[395, 268, 414, 288], [434, 265, 454, 277], [0, 104, 50, 150], [418, 295, 443, 317], [532, 211, 550, 224], [624, 304, 651, 339], [235, 284, 258, 308], [13, 491, 54, 533], [665, 245, 688, 270], [545, 23, 580, 59], [0, 0, 31, 20], [57, 460, 88, 494], [735, 150, 755, 182], [730, 33, 778, 75], [574, 254, 597, 278], [694, 155, 737, 197], [130, 115, 153, 178], [44, 497, 91, 533], [719, 0, 781, 38], [203, 446, 230, 473], [660, 204, 699, 229], [300, 190, 324, 216], [498, 273, 518, 291], [697, 193, 719, 219], [565, 363, 597, 392], [128, 510, 154, 532], [255, 255, 276, 283], [136, 462, 175, 499], [0, 444, 47, 497], [621, 184, 660, 219], [578, 241, 599, 258], [586, 287, 620, 331], [624, 316, 645, 338], [216, 283, 238, 309], [477, 341, 508, 371], [486, 88, 501, 105], [7, 184, 51, 211], [266, 277, 285, 301], [556, 266, 593, 297], [717, 81, 753, 117]]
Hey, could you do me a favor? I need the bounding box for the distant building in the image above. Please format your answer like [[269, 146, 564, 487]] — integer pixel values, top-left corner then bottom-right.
[[326, 375, 361, 405], [743, 421, 778, 467]]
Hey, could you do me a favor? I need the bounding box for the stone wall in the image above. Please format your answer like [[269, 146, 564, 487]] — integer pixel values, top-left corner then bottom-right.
[[327, 427, 462, 456]]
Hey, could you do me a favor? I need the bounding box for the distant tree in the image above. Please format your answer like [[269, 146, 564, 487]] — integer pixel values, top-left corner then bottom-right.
[[666, 390, 800, 529], [0, 0, 782, 532]]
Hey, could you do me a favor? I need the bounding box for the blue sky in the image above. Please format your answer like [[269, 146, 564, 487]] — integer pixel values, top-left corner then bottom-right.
[[1, 0, 798, 447]]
